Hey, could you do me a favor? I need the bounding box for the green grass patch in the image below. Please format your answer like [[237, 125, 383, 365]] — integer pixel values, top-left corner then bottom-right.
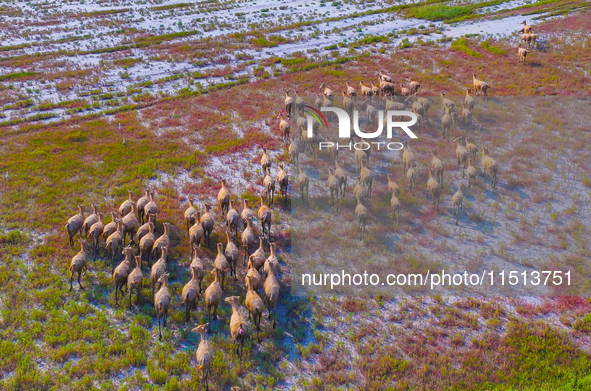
[[0, 114, 196, 229], [451, 38, 483, 57], [280, 58, 306, 67], [402, 0, 514, 23], [0, 43, 32, 52], [529, 0, 590, 17], [357, 35, 389, 45], [36, 99, 88, 112], [502, 319, 591, 387], [135, 31, 200, 45], [481, 40, 506, 55], [573, 313, 591, 333], [2, 99, 34, 110], [112, 57, 143, 68], [88, 44, 135, 55], [405, 4, 472, 21], [204, 139, 242, 154], [508, 0, 578, 14], [250, 34, 288, 48], [0, 71, 38, 82], [152, 2, 195, 11], [77, 8, 130, 17]]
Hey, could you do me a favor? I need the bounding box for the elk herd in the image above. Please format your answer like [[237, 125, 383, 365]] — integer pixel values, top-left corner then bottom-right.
[[283, 66, 499, 237], [65, 171, 285, 387], [59, 20, 551, 388]]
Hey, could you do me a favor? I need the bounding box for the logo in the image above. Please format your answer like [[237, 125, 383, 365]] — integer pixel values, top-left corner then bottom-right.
[[303, 105, 328, 129], [305, 107, 418, 151]]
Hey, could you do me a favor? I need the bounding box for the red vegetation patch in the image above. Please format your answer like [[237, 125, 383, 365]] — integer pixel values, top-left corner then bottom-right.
[[536, 11, 591, 33], [553, 296, 591, 311]]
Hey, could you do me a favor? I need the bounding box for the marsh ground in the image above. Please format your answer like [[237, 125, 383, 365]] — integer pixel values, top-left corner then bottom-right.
[[1, 1, 591, 390]]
